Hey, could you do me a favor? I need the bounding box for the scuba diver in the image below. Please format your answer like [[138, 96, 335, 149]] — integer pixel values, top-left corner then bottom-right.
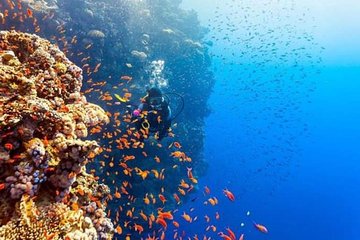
[[132, 87, 172, 141]]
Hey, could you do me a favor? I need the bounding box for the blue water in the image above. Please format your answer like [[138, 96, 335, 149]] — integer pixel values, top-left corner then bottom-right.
[[178, 1, 360, 239]]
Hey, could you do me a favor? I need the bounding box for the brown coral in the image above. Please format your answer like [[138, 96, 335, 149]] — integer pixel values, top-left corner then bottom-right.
[[0, 31, 113, 239]]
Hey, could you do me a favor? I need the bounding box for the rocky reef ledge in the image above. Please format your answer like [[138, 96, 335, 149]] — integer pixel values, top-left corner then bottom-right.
[[0, 31, 113, 240]]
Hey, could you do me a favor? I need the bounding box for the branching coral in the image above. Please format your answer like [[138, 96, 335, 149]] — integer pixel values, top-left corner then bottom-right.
[[0, 31, 113, 239]]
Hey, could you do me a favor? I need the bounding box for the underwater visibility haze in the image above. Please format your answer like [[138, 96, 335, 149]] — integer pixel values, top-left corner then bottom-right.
[[0, 0, 359, 239]]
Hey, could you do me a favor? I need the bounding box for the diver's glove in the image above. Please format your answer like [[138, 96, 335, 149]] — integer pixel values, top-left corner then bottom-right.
[[133, 109, 141, 117]]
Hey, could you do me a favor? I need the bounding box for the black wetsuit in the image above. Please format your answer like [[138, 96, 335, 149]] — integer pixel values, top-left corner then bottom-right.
[[135, 100, 172, 140]]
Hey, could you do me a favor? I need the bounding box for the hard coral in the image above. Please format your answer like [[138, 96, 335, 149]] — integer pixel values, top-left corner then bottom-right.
[[0, 31, 113, 239], [0, 195, 100, 240]]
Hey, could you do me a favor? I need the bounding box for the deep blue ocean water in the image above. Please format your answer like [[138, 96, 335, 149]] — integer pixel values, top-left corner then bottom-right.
[[178, 1, 360, 239]]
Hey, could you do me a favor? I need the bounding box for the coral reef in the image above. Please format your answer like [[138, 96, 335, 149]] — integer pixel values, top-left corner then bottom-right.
[[0, 31, 113, 239]]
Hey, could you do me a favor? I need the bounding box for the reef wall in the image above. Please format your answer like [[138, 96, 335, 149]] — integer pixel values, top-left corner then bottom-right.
[[0, 0, 215, 238], [0, 31, 113, 239]]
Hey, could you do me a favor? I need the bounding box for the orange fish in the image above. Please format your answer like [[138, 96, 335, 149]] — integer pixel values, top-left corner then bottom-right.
[[173, 141, 182, 148], [126, 209, 133, 218], [149, 213, 155, 222], [160, 231, 165, 240], [156, 217, 167, 229], [135, 168, 149, 180], [158, 194, 166, 204], [123, 155, 136, 162], [0, 183, 5, 191], [157, 115, 162, 124], [94, 63, 101, 73], [253, 221, 268, 233], [223, 189, 235, 201], [120, 75, 132, 81], [115, 225, 122, 234], [187, 167, 194, 179], [121, 186, 129, 195], [226, 227, 236, 240], [134, 223, 144, 234], [114, 191, 121, 199], [27, 8, 33, 18], [154, 156, 161, 163], [208, 197, 218, 206], [143, 194, 150, 205], [190, 177, 198, 184], [178, 187, 186, 196], [218, 232, 232, 240], [171, 151, 185, 159], [204, 186, 211, 194], [172, 221, 180, 228], [151, 169, 159, 178], [173, 193, 181, 204], [179, 179, 190, 189], [181, 212, 192, 222], [158, 211, 173, 220], [139, 210, 147, 221]]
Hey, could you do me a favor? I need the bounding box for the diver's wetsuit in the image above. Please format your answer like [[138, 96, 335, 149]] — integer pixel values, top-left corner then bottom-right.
[[134, 100, 172, 140]]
